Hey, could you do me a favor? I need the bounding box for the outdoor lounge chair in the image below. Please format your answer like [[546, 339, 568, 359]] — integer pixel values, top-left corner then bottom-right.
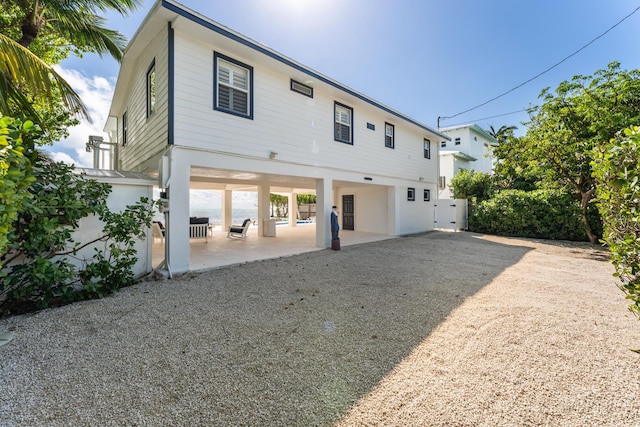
[[152, 221, 165, 243], [227, 218, 251, 239]]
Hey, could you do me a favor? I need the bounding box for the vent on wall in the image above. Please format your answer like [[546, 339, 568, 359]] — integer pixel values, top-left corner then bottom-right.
[[290, 79, 313, 98]]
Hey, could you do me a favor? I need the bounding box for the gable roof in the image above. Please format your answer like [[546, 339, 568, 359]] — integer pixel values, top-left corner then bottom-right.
[[108, 0, 449, 140], [439, 124, 497, 144]]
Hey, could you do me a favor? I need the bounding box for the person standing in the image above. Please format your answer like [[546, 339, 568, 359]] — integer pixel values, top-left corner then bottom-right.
[[331, 205, 339, 240]]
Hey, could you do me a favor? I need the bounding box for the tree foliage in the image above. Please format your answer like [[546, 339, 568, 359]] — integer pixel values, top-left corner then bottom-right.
[[592, 126, 640, 317], [0, 117, 37, 263], [499, 62, 640, 243], [450, 169, 494, 202], [1, 158, 156, 316]]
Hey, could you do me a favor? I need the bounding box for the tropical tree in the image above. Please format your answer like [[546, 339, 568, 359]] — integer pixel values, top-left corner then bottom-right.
[[0, 33, 88, 121], [502, 62, 640, 243], [0, 0, 141, 136], [488, 124, 517, 145]]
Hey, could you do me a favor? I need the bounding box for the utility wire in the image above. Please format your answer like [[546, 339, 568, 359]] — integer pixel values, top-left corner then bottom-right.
[[440, 5, 640, 122], [444, 108, 529, 128]]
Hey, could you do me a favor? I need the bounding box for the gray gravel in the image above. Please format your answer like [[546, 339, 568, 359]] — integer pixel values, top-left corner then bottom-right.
[[1, 231, 638, 426]]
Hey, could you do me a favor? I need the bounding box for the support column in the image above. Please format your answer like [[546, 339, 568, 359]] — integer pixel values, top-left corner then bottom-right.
[[222, 189, 232, 231], [288, 193, 298, 227], [257, 185, 270, 236], [315, 178, 332, 248], [166, 150, 190, 273]]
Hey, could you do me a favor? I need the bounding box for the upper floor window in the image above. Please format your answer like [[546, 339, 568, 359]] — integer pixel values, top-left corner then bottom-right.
[[214, 53, 253, 119], [424, 139, 431, 159], [455, 137, 461, 145], [122, 111, 128, 147], [334, 102, 353, 144], [385, 123, 395, 148], [146, 60, 156, 118], [441, 141, 446, 148]]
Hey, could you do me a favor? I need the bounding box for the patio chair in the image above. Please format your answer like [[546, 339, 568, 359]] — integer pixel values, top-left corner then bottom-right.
[[227, 218, 251, 239], [152, 221, 165, 243]]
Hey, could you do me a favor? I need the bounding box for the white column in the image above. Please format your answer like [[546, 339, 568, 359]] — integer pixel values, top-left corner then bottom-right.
[[257, 185, 270, 236], [222, 189, 232, 230], [315, 178, 332, 248], [288, 193, 298, 227], [166, 150, 190, 273], [387, 186, 397, 236]]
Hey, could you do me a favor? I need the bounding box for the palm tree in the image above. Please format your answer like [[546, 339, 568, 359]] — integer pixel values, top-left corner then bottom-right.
[[0, 33, 88, 120], [488, 124, 517, 145], [15, 0, 141, 61], [0, 0, 141, 120]]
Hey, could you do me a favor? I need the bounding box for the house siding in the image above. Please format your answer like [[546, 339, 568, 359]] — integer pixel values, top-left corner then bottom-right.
[[117, 26, 170, 172], [170, 30, 438, 185]]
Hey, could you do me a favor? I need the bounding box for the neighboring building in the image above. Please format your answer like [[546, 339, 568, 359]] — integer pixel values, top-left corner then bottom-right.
[[104, 0, 449, 273], [437, 124, 497, 199]]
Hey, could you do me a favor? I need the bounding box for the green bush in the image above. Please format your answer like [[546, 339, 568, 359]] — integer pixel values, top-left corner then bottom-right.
[[592, 126, 640, 317], [470, 189, 593, 241], [450, 169, 494, 202], [0, 158, 156, 316]]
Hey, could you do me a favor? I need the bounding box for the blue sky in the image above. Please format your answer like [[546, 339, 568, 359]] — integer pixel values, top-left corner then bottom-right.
[[49, 0, 640, 167]]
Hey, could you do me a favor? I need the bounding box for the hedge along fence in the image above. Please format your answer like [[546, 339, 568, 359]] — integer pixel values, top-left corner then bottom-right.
[[469, 189, 600, 241]]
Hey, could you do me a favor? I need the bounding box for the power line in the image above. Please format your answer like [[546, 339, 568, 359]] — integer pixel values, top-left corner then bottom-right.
[[440, 5, 640, 122], [444, 108, 529, 128]]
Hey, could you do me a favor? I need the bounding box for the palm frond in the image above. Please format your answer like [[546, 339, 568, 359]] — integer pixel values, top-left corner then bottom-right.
[[0, 33, 90, 121]]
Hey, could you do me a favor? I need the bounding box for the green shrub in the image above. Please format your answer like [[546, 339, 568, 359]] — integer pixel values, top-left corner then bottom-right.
[[470, 189, 592, 241], [592, 126, 640, 317], [0, 158, 156, 316]]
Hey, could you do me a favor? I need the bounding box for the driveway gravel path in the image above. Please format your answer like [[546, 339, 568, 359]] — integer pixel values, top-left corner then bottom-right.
[[1, 232, 638, 426]]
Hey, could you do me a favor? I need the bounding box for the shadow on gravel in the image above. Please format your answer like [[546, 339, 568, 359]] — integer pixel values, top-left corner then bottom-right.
[[0, 232, 532, 426]]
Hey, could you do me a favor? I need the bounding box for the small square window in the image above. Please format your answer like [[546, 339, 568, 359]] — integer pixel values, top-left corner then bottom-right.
[[385, 123, 394, 148], [455, 137, 461, 145], [424, 189, 430, 201], [408, 187, 415, 201], [334, 102, 353, 144], [146, 60, 156, 118], [441, 141, 447, 148], [424, 139, 431, 159]]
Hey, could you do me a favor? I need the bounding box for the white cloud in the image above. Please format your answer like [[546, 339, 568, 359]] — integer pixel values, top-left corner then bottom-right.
[[44, 67, 115, 168]]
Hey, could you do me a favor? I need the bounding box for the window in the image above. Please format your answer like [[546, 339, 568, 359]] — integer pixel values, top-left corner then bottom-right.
[[424, 139, 431, 159], [385, 123, 394, 148], [290, 79, 313, 98], [407, 187, 415, 201], [122, 111, 128, 147], [214, 53, 253, 118], [334, 102, 353, 144], [441, 141, 447, 148], [455, 137, 461, 145], [146, 60, 156, 118], [424, 189, 431, 201]]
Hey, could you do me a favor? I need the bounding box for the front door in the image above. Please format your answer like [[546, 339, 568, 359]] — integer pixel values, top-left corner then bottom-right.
[[342, 195, 354, 230]]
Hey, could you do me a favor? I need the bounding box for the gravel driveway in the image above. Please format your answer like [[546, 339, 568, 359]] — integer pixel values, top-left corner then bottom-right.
[[1, 231, 638, 426]]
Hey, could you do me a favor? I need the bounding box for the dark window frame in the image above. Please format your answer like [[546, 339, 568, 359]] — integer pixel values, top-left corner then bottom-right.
[[424, 138, 431, 159], [146, 60, 156, 118], [385, 122, 395, 149], [424, 189, 431, 201], [455, 137, 461, 145], [214, 52, 254, 119], [408, 187, 415, 201], [334, 102, 353, 145], [290, 79, 313, 98], [122, 111, 128, 147]]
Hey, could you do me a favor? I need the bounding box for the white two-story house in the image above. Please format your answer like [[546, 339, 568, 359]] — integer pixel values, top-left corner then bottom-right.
[[438, 124, 497, 199], [105, 0, 448, 273]]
